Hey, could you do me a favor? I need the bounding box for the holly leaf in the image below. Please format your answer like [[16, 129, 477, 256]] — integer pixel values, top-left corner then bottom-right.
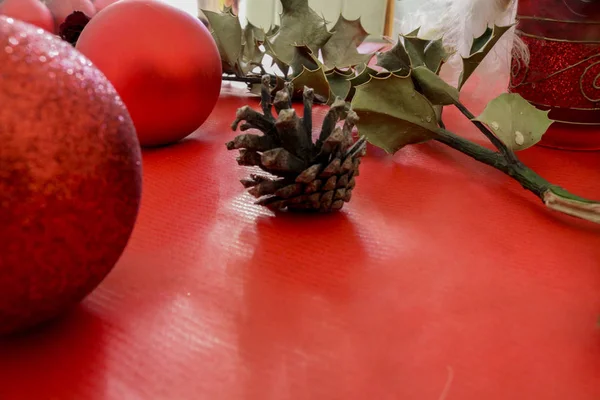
[[322, 16, 376, 69], [267, 0, 333, 65], [375, 38, 411, 75], [325, 68, 353, 100], [347, 64, 379, 101], [291, 66, 332, 104], [241, 22, 266, 74], [351, 74, 439, 153], [402, 34, 452, 74], [458, 24, 513, 89], [423, 38, 453, 73], [411, 66, 459, 105], [472, 93, 554, 151], [433, 104, 443, 126], [245, 22, 266, 42], [289, 45, 321, 75], [263, 38, 290, 77], [203, 8, 243, 74]]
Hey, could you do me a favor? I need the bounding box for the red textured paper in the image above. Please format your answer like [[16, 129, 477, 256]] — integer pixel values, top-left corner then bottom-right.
[[0, 80, 599, 400]]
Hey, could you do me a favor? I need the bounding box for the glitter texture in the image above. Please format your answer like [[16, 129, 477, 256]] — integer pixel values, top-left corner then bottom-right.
[[0, 16, 143, 335], [510, 37, 600, 121], [509, 0, 600, 125]]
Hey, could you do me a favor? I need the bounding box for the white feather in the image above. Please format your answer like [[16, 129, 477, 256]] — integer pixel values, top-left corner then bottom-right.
[[395, 0, 528, 89]]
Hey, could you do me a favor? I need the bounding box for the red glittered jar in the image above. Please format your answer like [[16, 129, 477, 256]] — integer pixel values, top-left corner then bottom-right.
[[509, 0, 600, 150]]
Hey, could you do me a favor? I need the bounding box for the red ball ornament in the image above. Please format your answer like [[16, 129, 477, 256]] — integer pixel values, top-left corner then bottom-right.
[[46, 0, 96, 32], [76, 0, 223, 147], [93, 0, 121, 12], [0, 16, 142, 335], [0, 0, 55, 32]]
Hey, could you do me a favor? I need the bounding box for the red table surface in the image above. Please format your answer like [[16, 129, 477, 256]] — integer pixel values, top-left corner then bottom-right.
[[1, 75, 600, 400]]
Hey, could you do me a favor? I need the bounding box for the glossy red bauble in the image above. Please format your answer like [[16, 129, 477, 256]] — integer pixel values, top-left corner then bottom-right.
[[76, 0, 223, 147], [46, 0, 96, 31], [0, 17, 143, 335], [93, 0, 121, 12], [0, 0, 55, 32]]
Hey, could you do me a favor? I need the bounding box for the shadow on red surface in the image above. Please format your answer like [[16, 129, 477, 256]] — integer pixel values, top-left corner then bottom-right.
[[0, 305, 107, 399]]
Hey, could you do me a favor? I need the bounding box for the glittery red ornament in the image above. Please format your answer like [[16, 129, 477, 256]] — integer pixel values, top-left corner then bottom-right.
[[75, 0, 223, 147], [510, 0, 600, 150], [0, 16, 142, 335]]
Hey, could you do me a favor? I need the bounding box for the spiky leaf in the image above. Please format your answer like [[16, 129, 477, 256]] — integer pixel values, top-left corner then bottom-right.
[[291, 66, 331, 104], [346, 65, 380, 100], [263, 38, 290, 76], [351, 74, 439, 153], [267, 0, 332, 65], [403, 35, 452, 74], [322, 16, 376, 69], [326, 68, 353, 100], [289, 45, 321, 75], [458, 24, 513, 89], [375, 38, 411, 75], [411, 66, 459, 105], [472, 93, 554, 151], [241, 22, 265, 73], [203, 9, 242, 74]]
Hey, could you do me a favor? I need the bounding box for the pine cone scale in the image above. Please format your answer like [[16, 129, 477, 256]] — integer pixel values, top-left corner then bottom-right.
[[227, 75, 366, 213]]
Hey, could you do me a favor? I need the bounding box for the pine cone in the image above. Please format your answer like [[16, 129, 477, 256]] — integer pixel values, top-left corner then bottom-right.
[[58, 11, 91, 46], [226, 75, 366, 212]]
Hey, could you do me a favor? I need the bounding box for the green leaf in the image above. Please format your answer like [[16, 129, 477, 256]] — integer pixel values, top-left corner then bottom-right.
[[325, 68, 352, 100], [203, 9, 243, 74], [347, 64, 379, 101], [289, 45, 321, 75], [402, 34, 452, 74], [423, 38, 453, 73], [376, 32, 451, 75], [267, 0, 332, 65], [458, 24, 513, 89], [240, 22, 266, 74], [433, 104, 443, 126], [472, 93, 554, 151], [263, 39, 290, 76], [411, 66, 459, 105], [291, 66, 332, 104], [321, 16, 376, 69], [351, 74, 439, 153], [375, 37, 411, 75], [245, 22, 265, 42]]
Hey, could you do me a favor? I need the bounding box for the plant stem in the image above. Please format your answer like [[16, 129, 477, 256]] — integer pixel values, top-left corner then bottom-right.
[[223, 75, 263, 84], [222, 74, 282, 85], [452, 100, 520, 165], [434, 128, 551, 197], [434, 128, 600, 224]]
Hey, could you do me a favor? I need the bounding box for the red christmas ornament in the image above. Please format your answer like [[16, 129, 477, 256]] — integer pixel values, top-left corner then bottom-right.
[[510, 0, 600, 150], [76, 0, 223, 147], [0, 16, 142, 335], [0, 0, 55, 32], [93, 0, 121, 12], [46, 0, 96, 33]]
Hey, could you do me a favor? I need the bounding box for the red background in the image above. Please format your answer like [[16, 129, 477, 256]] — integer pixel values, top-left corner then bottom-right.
[[0, 77, 599, 399]]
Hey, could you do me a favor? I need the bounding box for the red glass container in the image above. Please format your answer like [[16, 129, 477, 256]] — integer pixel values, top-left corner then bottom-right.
[[509, 0, 600, 150]]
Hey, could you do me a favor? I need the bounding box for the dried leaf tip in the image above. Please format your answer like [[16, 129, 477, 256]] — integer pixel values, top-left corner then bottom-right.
[[226, 74, 366, 213]]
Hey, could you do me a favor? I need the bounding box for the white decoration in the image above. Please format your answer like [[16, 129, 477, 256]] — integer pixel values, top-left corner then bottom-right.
[[394, 0, 528, 91]]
